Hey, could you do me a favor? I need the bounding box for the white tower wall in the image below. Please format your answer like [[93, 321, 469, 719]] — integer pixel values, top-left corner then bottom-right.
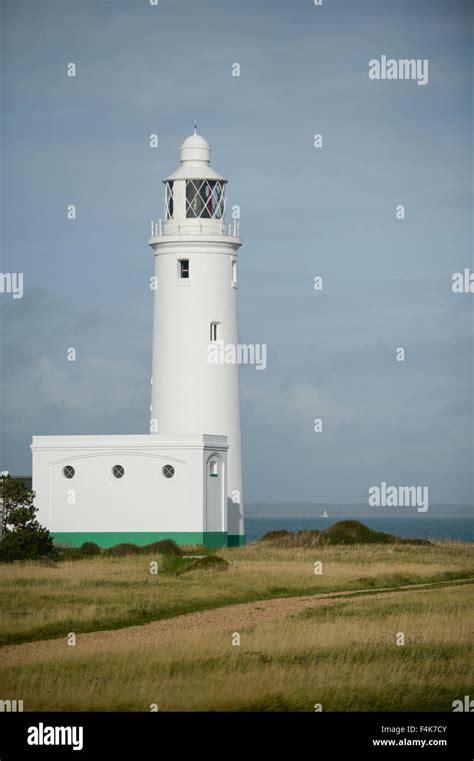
[[149, 132, 244, 542]]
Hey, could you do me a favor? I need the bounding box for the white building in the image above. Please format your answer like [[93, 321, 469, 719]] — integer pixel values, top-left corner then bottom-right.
[[32, 130, 244, 548]]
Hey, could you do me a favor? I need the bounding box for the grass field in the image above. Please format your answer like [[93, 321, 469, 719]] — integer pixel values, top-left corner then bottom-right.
[[0, 541, 473, 711]]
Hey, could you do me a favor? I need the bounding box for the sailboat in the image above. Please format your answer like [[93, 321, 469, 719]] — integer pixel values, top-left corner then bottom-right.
[[321, 508, 328, 518]]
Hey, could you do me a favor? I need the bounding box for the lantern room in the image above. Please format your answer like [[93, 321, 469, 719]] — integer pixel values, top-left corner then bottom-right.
[[162, 129, 227, 234]]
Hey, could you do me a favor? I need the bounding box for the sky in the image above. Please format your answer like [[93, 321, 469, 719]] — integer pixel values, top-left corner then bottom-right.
[[1, 0, 472, 504]]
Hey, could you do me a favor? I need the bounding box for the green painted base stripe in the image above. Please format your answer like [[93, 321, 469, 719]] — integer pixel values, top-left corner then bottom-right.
[[52, 531, 230, 549], [228, 534, 246, 547]]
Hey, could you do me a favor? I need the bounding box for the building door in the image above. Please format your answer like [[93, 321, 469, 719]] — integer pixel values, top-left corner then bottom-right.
[[205, 456, 223, 532]]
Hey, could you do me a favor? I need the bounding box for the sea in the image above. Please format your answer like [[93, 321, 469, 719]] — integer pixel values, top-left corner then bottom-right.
[[245, 515, 473, 544]]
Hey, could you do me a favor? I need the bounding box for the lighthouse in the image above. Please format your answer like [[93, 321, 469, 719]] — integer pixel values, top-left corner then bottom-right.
[[149, 129, 244, 545], [31, 128, 244, 549]]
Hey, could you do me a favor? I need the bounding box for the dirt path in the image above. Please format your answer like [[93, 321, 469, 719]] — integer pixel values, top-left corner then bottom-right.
[[1, 578, 470, 666]]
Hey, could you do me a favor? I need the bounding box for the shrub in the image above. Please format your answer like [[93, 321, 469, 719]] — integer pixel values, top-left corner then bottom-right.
[[259, 529, 320, 548], [105, 543, 141, 557], [139, 539, 182, 556], [79, 542, 102, 556], [55, 542, 102, 560], [318, 520, 395, 545], [0, 525, 56, 562], [260, 530, 292, 542], [294, 529, 321, 546], [58, 539, 185, 560], [317, 520, 430, 546], [0, 476, 55, 562], [258, 520, 432, 548]]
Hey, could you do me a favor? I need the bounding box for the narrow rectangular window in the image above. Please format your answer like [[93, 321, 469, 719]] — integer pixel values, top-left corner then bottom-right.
[[232, 259, 237, 286], [166, 181, 174, 219], [210, 461, 218, 477], [210, 322, 218, 341], [179, 259, 189, 279]]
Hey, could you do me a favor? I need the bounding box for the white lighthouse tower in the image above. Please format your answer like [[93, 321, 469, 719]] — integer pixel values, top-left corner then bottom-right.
[[31, 128, 244, 549], [149, 129, 244, 546]]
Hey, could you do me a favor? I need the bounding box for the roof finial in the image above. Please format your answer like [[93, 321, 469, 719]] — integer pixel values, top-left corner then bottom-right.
[[194, 121, 197, 134]]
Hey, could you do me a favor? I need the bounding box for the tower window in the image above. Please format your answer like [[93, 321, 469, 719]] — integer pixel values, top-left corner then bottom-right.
[[232, 259, 237, 286], [165, 181, 174, 219], [210, 322, 218, 341], [185, 180, 225, 219], [63, 465, 75, 479], [179, 259, 189, 279], [210, 461, 218, 477]]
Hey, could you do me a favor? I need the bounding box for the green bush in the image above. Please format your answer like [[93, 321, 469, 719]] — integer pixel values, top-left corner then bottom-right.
[[258, 520, 432, 548], [318, 520, 395, 545], [0, 476, 55, 562], [294, 529, 321, 546], [0, 525, 56, 562], [259, 528, 320, 548], [105, 543, 141, 557], [79, 542, 102, 556], [318, 520, 429, 546], [260, 530, 292, 542], [55, 542, 102, 560], [139, 539, 182, 556], [57, 539, 184, 560]]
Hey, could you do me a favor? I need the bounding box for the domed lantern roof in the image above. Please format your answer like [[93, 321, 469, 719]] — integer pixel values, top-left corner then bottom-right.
[[180, 131, 211, 164], [164, 127, 226, 182]]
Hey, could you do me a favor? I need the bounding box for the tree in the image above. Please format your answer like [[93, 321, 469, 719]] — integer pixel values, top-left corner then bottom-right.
[[0, 475, 34, 532], [0, 476, 55, 561]]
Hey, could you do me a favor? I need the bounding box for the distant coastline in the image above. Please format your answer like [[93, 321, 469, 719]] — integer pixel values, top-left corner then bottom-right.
[[246, 502, 472, 519]]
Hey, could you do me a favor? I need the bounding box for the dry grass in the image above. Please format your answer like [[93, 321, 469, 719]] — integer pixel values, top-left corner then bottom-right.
[[0, 584, 471, 711], [0, 541, 472, 646]]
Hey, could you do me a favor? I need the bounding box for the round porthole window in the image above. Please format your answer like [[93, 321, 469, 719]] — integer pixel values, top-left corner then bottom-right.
[[162, 464, 175, 479], [63, 465, 75, 479], [112, 465, 125, 479]]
